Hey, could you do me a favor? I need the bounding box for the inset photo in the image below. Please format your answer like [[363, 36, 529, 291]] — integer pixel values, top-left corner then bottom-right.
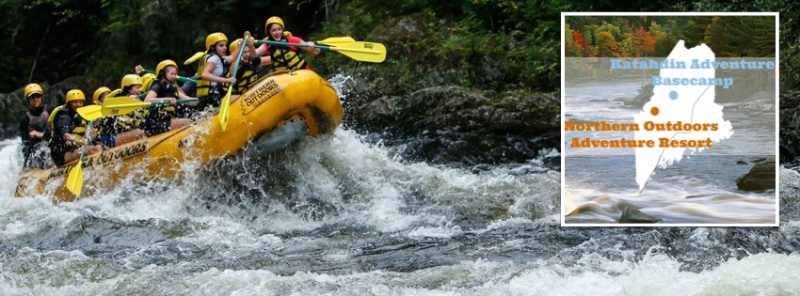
[[561, 13, 778, 226]]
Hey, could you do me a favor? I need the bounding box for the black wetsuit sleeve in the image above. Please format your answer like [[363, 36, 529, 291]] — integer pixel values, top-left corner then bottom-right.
[[19, 116, 32, 165], [54, 114, 73, 142], [19, 115, 30, 142], [149, 83, 164, 97]]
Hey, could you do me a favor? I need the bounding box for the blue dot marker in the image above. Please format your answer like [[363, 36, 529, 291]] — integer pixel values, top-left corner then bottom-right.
[[669, 91, 678, 100]]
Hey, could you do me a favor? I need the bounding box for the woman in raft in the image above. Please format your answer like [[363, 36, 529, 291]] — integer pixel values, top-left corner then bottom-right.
[[256, 16, 320, 71]]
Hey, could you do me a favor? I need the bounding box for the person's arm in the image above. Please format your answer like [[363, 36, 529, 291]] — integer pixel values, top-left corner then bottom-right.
[[19, 116, 30, 142], [222, 39, 243, 64], [288, 36, 321, 55], [56, 116, 88, 146], [200, 57, 236, 84], [254, 55, 271, 67], [175, 86, 196, 105], [145, 86, 176, 106], [255, 43, 268, 57]]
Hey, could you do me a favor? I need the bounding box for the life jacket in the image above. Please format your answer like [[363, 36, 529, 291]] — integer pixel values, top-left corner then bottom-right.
[[25, 107, 50, 134], [47, 105, 66, 144], [229, 61, 258, 95], [111, 92, 146, 132], [267, 35, 308, 72], [194, 53, 230, 98], [149, 80, 179, 116], [49, 108, 91, 150]]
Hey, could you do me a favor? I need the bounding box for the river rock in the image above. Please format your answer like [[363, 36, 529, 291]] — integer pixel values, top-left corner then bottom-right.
[[737, 156, 776, 191], [618, 207, 661, 223], [737, 160, 747, 165], [351, 86, 560, 166]]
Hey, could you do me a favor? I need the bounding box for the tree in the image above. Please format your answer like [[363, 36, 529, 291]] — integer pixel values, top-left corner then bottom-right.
[[572, 30, 593, 56], [654, 32, 678, 57], [595, 31, 620, 57], [620, 34, 638, 57], [704, 17, 728, 56], [632, 27, 655, 56]]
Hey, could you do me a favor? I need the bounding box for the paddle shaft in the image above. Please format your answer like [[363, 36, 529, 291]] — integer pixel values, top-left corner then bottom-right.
[[76, 120, 95, 164], [111, 99, 198, 109], [255, 40, 377, 54], [143, 69, 197, 84]]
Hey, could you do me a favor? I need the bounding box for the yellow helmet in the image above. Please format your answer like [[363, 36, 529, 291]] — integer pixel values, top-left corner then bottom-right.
[[205, 32, 228, 51], [141, 73, 156, 81], [65, 89, 86, 103], [156, 59, 178, 78], [265, 16, 285, 33], [24, 83, 44, 98], [229, 38, 244, 54], [93, 87, 111, 103], [121, 74, 143, 89]]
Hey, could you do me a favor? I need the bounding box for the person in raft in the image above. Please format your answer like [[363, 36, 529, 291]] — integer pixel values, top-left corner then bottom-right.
[[228, 34, 271, 102], [194, 32, 241, 111], [143, 59, 196, 137], [48, 89, 103, 166], [96, 75, 148, 148], [19, 83, 57, 169], [255, 16, 320, 71]]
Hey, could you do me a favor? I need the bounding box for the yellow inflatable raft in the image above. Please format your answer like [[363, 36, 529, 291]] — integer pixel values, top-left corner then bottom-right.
[[15, 70, 343, 201]]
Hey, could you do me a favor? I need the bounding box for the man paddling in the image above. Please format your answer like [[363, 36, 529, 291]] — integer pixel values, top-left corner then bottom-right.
[[49, 90, 103, 166]]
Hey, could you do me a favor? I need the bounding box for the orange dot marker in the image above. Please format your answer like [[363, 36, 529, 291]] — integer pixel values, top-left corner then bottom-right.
[[650, 107, 659, 116]]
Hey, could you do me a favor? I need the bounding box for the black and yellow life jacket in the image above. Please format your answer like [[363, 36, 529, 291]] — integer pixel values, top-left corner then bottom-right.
[[267, 35, 307, 72], [50, 109, 92, 149], [111, 92, 147, 132], [194, 53, 230, 98], [47, 105, 66, 144], [229, 63, 258, 95], [148, 81, 179, 116]]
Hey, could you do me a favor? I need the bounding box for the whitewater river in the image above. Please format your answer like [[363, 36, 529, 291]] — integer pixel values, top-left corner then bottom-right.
[[565, 80, 777, 224], [1, 79, 798, 294]]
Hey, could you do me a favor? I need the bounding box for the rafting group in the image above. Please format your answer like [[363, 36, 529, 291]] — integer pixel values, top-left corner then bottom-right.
[[18, 16, 369, 173]]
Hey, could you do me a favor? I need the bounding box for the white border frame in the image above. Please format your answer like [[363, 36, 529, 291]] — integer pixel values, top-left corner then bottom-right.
[[560, 12, 780, 227]]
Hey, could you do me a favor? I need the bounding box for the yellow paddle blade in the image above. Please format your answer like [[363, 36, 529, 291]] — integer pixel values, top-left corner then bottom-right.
[[142, 77, 155, 92], [103, 96, 149, 116], [77, 105, 103, 121], [184, 51, 205, 65], [328, 41, 386, 63], [316, 37, 355, 46], [109, 89, 122, 98], [219, 89, 231, 131], [66, 160, 83, 197]]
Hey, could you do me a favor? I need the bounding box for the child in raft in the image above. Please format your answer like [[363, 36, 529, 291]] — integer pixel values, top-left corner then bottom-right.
[[143, 60, 196, 136], [255, 16, 320, 71]]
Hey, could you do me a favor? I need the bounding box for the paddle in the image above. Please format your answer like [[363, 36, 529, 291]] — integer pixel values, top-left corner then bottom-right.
[[77, 105, 103, 121], [219, 36, 249, 131], [142, 69, 197, 84], [255, 40, 386, 63], [76, 97, 199, 121], [66, 120, 96, 197], [315, 37, 356, 46]]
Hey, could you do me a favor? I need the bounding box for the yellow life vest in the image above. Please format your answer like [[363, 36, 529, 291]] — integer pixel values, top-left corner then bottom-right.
[[47, 105, 66, 144], [229, 64, 258, 95], [194, 53, 230, 98], [56, 113, 91, 149], [266, 36, 307, 72]]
